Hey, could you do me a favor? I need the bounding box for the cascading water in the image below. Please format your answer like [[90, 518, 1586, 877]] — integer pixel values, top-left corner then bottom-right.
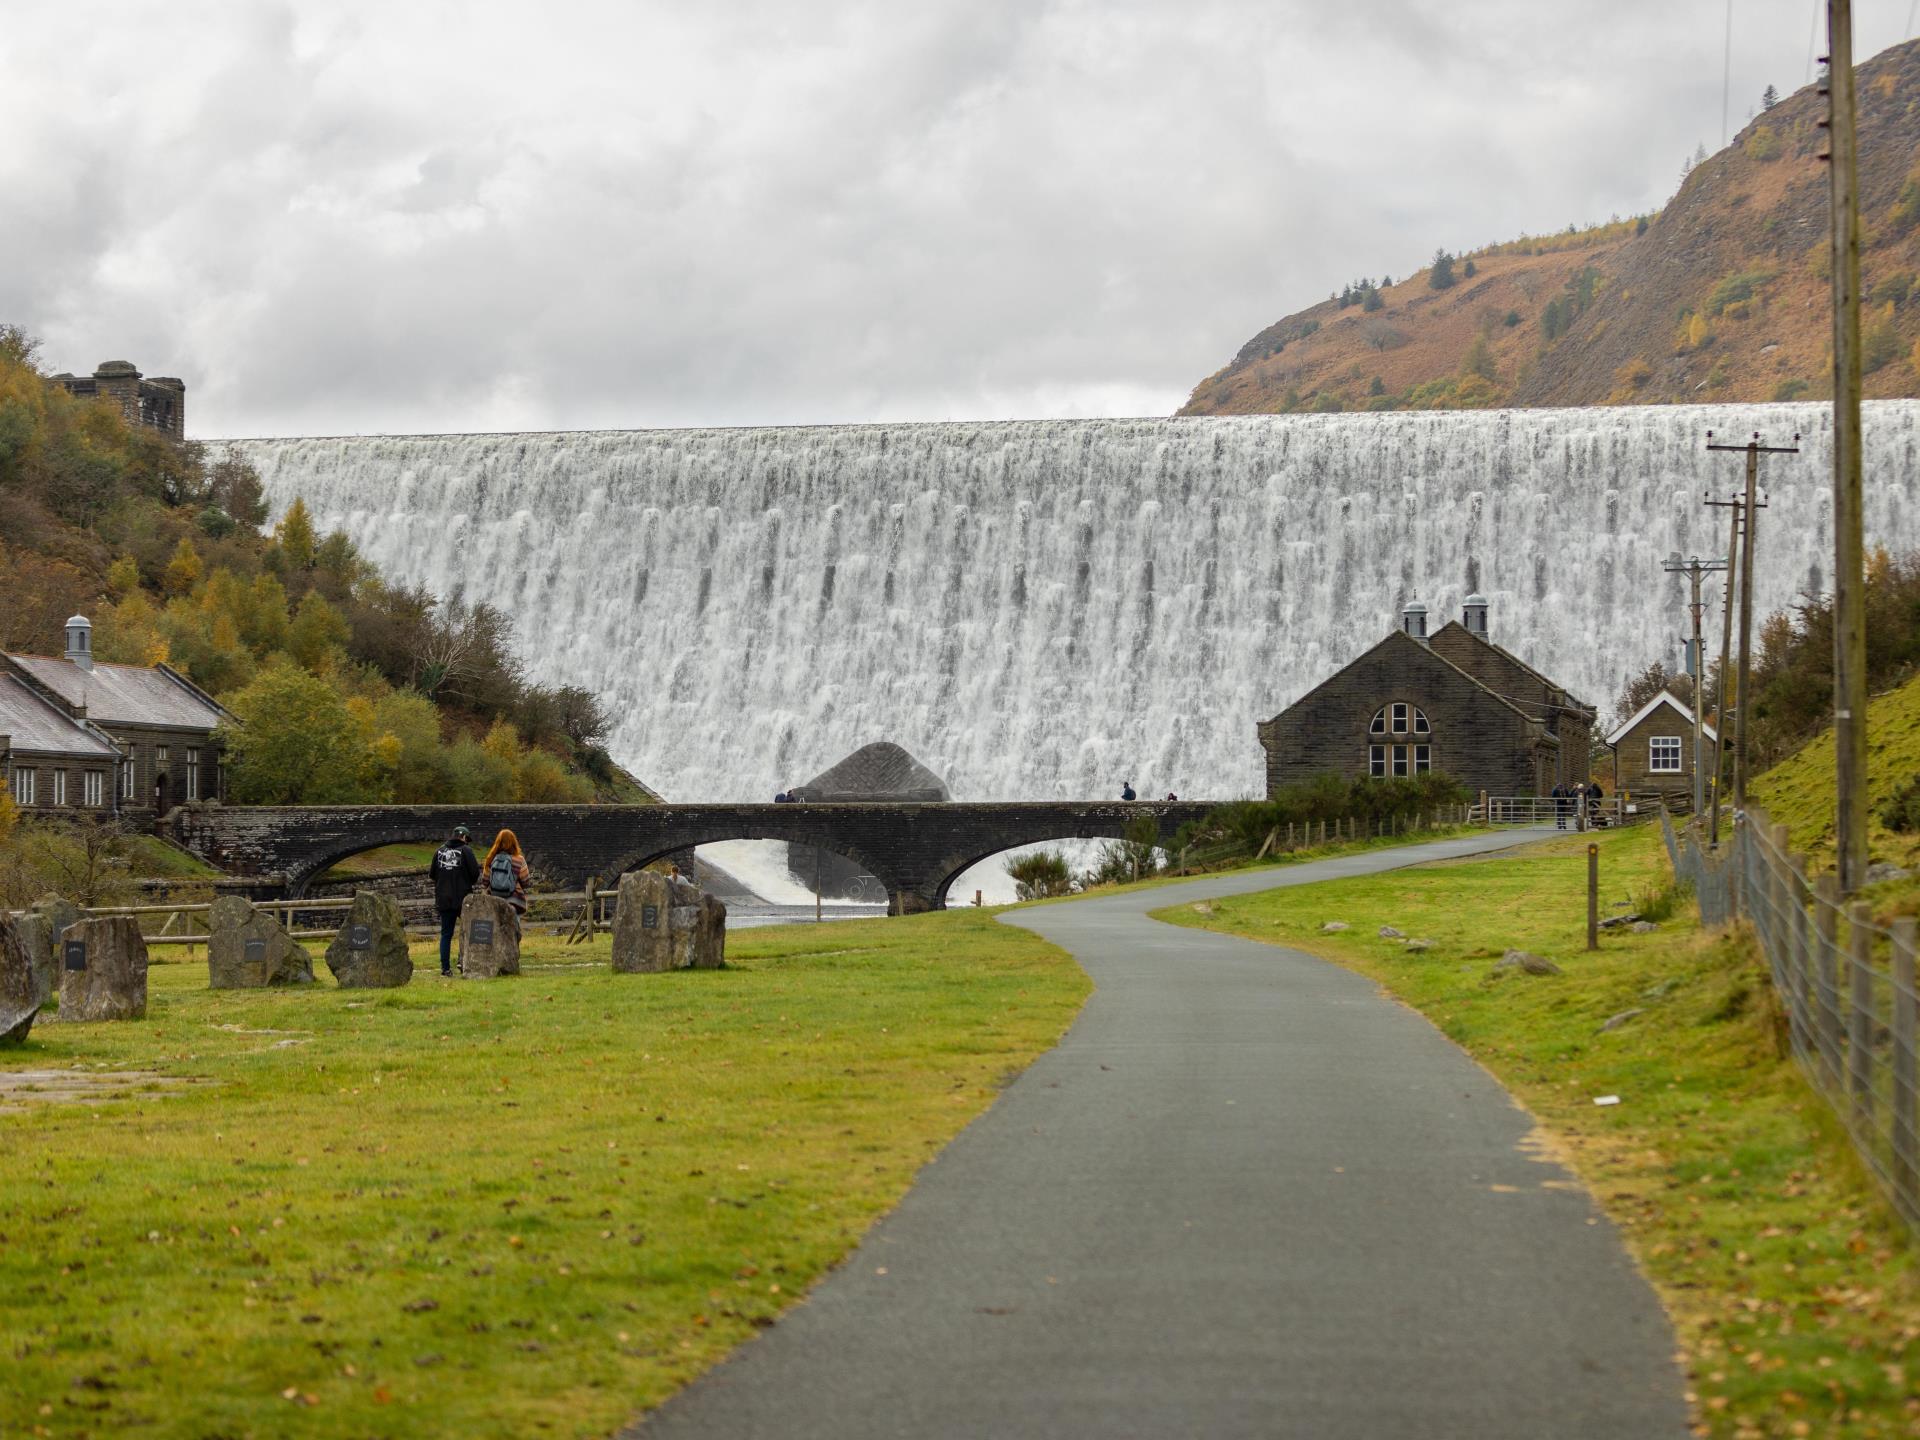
[[226, 401, 1920, 804]]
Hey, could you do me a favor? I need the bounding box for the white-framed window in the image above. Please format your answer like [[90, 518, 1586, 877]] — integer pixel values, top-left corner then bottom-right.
[[186, 748, 200, 801], [1368, 708, 1434, 777], [156, 745, 169, 767], [11, 768, 34, 806], [120, 760, 135, 800], [1649, 735, 1683, 774], [52, 770, 67, 806], [83, 770, 103, 807]]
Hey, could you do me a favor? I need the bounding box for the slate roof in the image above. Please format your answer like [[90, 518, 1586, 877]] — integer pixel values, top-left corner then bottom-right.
[[6, 654, 227, 730], [1604, 690, 1718, 747], [1258, 628, 1556, 742], [0, 675, 119, 758], [791, 742, 950, 801]]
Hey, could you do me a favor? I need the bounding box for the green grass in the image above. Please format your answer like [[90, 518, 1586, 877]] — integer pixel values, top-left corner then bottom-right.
[[1750, 669, 1920, 874], [1, 914, 1087, 1438], [1153, 825, 1920, 1439], [117, 834, 222, 880], [314, 842, 439, 880]]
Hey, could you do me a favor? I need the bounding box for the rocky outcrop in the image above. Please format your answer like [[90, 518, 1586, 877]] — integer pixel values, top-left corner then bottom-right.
[[458, 893, 522, 979], [324, 891, 412, 988], [57, 916, 149, 1021], [207, 896, 314, 989], [611, 871, 726, 974]]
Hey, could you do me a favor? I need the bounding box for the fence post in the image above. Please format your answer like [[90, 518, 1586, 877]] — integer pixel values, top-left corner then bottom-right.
[[1586, 843, 1599, 951], [1890, 918, 1918, 1218], [1287, 822, 1295, 849], [1788, 855, 1813, 1058], [1847, 901, 1876, 1128], [1815, 873, 1844, 1091]]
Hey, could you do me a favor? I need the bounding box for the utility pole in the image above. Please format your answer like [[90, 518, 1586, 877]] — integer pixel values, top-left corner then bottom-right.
[[1707, 500, 1741, 847], [1821, 0, 1870, 892], [1664, 553, 1729, 820], [1706, 430, 1795, 815]]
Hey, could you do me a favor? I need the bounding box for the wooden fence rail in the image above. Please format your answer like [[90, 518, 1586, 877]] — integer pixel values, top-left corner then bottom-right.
[[1663, 807, 1919, 1236]]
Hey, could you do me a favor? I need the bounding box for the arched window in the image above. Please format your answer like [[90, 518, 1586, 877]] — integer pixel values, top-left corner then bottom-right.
[[1368, 704, 1432, 778]]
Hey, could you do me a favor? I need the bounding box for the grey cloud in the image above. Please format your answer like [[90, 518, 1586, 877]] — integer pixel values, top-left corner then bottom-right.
[[2, 0, 1907, 435]]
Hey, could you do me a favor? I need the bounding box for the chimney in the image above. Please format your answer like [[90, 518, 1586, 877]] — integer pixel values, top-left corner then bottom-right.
[[1401, 601, 1429, 644], [1463, 593, 1490, 638], [65, 614, 94, 671]]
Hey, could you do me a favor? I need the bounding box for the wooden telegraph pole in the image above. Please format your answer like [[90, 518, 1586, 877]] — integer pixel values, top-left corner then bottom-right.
[[1822, 0, 1870, 892], [1663, 553, 1729, 821], [1705, 431, 1795, 813], [1707, 500, 1741, 847]]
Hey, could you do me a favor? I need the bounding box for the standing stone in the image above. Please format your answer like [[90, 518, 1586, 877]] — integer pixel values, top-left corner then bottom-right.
[[207, 895, 314, 989], [57, 917, 149, 1022], [13, 914, 55, 1012], [0, 914, 40, 1045], [23, 894, 78, 1008], [458, 893, 521, 979], [324, 891, 413, 989], [612, 871, 726, 974]]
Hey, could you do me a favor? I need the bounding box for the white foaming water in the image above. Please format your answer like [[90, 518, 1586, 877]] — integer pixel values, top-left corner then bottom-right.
[[227, 403, 1920, 811]]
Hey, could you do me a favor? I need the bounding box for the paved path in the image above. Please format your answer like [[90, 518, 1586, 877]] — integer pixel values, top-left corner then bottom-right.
[[634, 830, 1690, 1439]]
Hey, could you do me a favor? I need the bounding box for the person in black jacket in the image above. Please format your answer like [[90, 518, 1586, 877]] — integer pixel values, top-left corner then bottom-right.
[[431, 824, 482, 976]]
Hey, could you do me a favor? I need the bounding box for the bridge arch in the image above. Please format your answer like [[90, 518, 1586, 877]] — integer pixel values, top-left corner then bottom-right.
[[925, 811, 1188, 910]]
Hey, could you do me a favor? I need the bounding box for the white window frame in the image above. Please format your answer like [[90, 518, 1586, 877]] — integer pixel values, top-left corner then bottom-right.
[[12, 768, 35, 806], [83, 770, 103, 807], [1369, 744, 1387, 777], [1369, 709, 1386, 736], [52, 769, 67, 806], [120, 759, 135, 800], [1413, 710, 1430, 734], [186, 748, 200, 801], [1392, 702, 1409, 732], [1414, 744, 1431, 773], [156, 745, 169, 766], [1649, 735, 1683, 774], [1392, 745, 1410, 777]]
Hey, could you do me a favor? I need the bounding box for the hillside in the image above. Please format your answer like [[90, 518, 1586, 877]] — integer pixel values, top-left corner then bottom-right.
[[1750, 668, 1920, 884], [0, 332, 652, 808], [1182, 39, 1920, 416]]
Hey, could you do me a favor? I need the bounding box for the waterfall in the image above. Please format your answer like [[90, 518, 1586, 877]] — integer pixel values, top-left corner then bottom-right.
[[225, 402, 1920, 802]]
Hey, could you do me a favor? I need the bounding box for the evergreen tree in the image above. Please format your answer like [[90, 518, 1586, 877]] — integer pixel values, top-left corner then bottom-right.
[[1761, 83, 1778, 110], [1428, 250, 1456, 290], [1463, 258, 1477, 278]]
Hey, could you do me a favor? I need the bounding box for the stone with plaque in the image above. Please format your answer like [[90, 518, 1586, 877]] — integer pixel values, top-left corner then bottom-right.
[[611, 869, 726, 974], [57, 916, 149, 1022], [457, 892, 521, 979], [207, 895, 315, 990], [324, 890, 412, 988]]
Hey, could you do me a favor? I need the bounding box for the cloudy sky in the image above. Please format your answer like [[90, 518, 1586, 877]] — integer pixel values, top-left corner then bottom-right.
[[3, 1, 1911, 436]]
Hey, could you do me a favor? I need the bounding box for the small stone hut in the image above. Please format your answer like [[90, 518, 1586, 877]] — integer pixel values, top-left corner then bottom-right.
[[1604, 689, 1717, 805]]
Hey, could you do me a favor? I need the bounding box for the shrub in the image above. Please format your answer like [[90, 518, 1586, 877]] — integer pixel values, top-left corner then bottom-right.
[[1890, 173, 1920, 235], [1863, 306, 1903, 374], [1368, 375, 1386, 396], [1881, 775, 1920, 834], [1744, 125, 1781, 162], [1772, 378, 1810, 402], [1463, 258, 1477, 278], [1006, 848, 1074, 898], [1503, 309, 1522, 327]]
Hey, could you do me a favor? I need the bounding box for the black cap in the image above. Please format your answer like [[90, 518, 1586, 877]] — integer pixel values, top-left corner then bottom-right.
[[454, 824, 470, 838]]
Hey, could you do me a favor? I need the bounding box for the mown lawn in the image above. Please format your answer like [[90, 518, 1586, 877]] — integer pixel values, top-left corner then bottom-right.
[[1155, 825, 1920, 1440], [1, 913, 1087, 1439]]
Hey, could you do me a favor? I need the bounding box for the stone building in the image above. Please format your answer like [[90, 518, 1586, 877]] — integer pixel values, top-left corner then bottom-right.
[[0, 672, 122, 814], [1604, 689, 1716, 804], [47, 361, 185, 438], [1, 616, 230, 818], [1256, 598, 1596, 799]]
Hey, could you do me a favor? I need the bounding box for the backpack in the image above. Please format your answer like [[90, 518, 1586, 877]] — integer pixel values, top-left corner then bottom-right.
[[488, 852, 517, 898]]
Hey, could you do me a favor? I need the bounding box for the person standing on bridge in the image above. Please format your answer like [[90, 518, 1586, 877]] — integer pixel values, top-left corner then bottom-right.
[[483, 827, 532, 936], [431, 824, 482, 976]]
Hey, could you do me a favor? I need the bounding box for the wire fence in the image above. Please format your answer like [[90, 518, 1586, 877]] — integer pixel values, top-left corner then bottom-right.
[[1663, 807, 1920, 1236]]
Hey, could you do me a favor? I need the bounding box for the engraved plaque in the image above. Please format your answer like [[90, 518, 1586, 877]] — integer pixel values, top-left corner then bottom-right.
[[348, 923, 372, 950], [63, 939, 87, 972], [470, 919, 494, 945], [244, 938, 268, 962], [641, 904, 659, 930]]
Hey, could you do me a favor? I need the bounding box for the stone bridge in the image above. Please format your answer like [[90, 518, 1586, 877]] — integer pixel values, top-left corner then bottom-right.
[[170, 801, 1215, 912]]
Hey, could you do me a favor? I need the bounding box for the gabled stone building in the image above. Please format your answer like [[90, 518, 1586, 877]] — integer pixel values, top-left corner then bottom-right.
[[1604, 689, 1715, 802], [1, 616, 232, 817], [1256, 598, 1596, 799]]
